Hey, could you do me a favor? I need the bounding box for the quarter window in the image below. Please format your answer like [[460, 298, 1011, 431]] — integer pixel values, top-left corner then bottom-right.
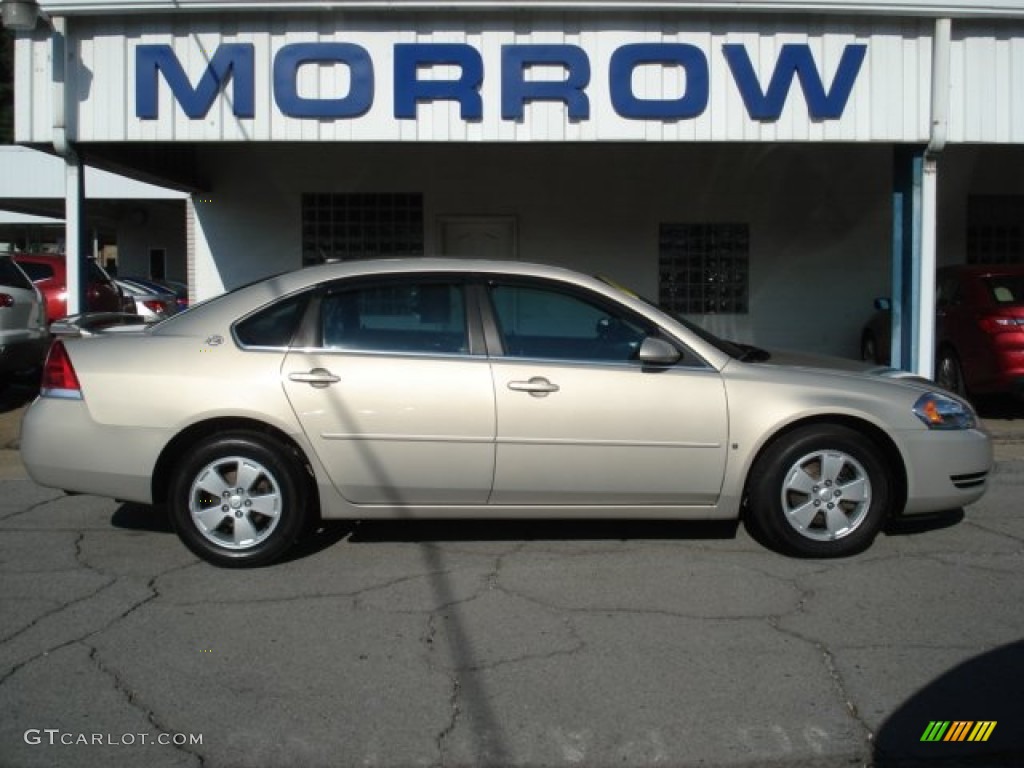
[[321, 281, 467, 355], [234, 292, 310, 348], [489, 283, 650, 363]]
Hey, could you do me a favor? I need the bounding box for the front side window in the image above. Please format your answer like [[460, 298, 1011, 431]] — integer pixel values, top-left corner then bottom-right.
[[321, 281, 467, 355], [489, 283, 650, 363]]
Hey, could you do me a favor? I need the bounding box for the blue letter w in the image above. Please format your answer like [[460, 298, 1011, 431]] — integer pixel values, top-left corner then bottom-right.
[[723, 43, 866, 121]]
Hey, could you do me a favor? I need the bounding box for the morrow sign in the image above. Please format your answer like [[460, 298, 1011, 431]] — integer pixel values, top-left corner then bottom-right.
[[136, 42, 868, 123]]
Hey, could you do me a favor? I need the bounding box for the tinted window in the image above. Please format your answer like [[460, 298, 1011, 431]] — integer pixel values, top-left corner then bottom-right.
[[17, 261, 54, 282], [0, 258, 34, 291], [321, 281, 467, 355], [234, 292, 310, 348], [984, 275, 1024, 306], [489, 283, 650, 362], [88, 260, 113, 283]]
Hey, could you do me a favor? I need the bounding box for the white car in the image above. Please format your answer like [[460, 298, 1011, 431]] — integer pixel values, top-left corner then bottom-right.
[[0, 255, 49, 387], [21, 259, 992, 567]]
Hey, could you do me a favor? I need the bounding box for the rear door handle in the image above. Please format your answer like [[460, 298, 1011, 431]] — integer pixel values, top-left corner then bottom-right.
[[507, 376, 560, 397], [289, 368, 340, 388]]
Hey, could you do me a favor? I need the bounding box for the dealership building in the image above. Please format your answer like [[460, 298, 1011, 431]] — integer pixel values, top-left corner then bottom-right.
[[3, 0, 1022, 373]]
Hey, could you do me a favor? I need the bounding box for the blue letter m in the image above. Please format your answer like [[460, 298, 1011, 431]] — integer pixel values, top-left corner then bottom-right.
[[136, 43, 255, 120], [723, 43, 866, 121]]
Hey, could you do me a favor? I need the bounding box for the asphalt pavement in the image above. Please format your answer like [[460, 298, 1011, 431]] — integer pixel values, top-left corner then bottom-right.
[[1, 385, 1023, 768]]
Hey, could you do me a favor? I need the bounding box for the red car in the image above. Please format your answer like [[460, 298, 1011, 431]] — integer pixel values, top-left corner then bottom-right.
[[861, 264, 1024, 398], [12, 253, 129, 322]]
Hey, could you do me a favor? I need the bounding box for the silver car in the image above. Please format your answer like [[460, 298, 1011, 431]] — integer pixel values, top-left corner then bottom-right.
[[0, 254, 49, 387], [20, 259, 992, 567]]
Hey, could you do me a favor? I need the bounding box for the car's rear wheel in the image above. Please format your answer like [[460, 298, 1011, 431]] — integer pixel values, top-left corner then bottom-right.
[[935, 347, 967, 397], [169, 432, 309, 567], [746, 425, 892, 557]]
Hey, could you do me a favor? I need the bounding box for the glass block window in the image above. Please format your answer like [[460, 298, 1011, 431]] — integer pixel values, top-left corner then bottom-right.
[[301, 193, 424, 266], [658, 223, 749, 314], [967, 196, 1024, 265]]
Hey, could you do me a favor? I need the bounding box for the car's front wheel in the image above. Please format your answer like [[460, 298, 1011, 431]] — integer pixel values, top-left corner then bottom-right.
[[746, 425, 893, 557], [169, 432, 310, 567]]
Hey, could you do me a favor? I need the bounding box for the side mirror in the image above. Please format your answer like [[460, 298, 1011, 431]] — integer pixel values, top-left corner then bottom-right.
[[637, 336, 681, 366]]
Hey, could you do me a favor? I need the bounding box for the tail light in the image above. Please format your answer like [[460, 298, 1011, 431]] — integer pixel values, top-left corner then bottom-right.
[[142, 299, 167, 315], [0, 293, 14, 308], [978, 314, 1024, 335], [41, 340, 83, 399]]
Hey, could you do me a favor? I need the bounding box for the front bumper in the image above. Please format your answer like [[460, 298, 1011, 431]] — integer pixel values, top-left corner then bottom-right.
[[899, 427, 993, 515]]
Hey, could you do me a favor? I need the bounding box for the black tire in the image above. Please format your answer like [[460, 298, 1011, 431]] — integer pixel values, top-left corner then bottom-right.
[[935, 347, 967, 397], [746, 425, 892, 558], [169, 431, 310, 567]]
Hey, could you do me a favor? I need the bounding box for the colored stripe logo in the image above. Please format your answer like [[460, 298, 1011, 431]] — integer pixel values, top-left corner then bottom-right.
[[920, 721, 997, 742]]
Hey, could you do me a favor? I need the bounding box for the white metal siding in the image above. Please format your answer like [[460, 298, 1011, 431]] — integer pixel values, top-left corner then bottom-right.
[[948, 21, 1024, 142], [12, 13, 1021, 144]]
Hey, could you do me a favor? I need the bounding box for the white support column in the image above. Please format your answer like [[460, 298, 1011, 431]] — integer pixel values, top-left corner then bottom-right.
[[64, 151, 84, 314], [916, 157, 938, 379]]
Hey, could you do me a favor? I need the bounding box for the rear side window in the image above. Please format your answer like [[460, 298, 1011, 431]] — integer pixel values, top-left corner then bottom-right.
[[234, 292, 310, 348], [16, 261, 54, 282], [0, 258, 34, 291], [321, 281, 467, 355]]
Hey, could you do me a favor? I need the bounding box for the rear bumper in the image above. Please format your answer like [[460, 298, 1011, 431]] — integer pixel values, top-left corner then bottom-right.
[[20, 396, 167, 504], [899, 427, 994, 515]]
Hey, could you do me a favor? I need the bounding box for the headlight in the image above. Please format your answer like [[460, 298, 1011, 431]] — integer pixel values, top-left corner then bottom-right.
[[912, 392, 977, 430]]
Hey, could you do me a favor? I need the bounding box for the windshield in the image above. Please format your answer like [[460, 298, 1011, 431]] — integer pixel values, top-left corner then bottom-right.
[[597, 276, 749, 359]]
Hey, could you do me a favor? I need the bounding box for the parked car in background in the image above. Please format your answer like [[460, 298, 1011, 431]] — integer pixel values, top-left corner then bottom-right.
[[119, 276, 188, 310], [861, 264, 1024, 398], [0, 255, 49, 386], [13, 253, 128, 322], [21, 258, 990, 568], [152, 278, 189, 310], [114, 278, 179, 321]]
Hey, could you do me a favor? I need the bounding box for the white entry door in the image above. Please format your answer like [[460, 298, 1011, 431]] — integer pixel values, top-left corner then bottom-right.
[[439, 217, 517, 260]]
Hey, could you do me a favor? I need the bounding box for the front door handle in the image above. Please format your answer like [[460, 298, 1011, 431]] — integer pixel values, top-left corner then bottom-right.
[[507, 376, 560, 397], [289, 368, 340, 388]]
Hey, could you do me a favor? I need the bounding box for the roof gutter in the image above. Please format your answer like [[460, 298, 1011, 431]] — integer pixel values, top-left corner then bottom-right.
[[926, 17, 952, 158], [913, 17, 951, 379]]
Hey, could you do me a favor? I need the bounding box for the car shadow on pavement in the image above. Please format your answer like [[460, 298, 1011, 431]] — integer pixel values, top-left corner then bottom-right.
[[883, 508, 966, 537], [346, 518, 741, 544], [111, 503, 358, 564], [112, 502, 175, 533]]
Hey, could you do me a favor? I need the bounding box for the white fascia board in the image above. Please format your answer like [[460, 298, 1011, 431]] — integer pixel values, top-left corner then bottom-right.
[[36, 0, 1024, 18], [0, 147, 188, 201], [0, 210, 64, 224]]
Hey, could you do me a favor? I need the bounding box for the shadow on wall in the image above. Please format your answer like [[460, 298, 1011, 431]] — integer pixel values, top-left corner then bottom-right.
[[873, 639, 1024, 766]]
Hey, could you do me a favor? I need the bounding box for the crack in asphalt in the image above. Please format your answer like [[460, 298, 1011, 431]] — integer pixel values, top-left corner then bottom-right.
[[0, 531, 200, 689], [86, 643, 206, 767], [0, 490, 68, 521]]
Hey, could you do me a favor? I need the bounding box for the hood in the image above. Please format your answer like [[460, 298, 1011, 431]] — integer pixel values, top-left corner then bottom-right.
[[749, 347, 934, 385]]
